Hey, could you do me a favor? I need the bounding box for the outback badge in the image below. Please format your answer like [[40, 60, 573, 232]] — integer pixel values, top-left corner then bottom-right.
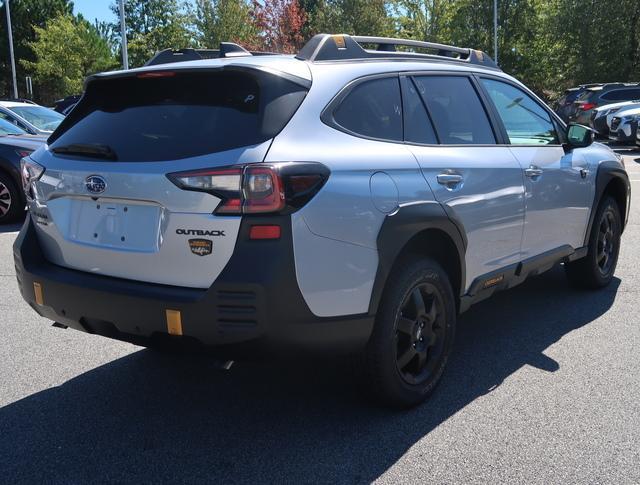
[[188, 238, 212, 257]]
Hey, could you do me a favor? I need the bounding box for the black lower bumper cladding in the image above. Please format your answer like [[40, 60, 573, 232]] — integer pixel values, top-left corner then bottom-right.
[[13, 215, 373, 355]]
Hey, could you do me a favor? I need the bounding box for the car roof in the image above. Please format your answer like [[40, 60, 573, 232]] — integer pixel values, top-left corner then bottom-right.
[[0, 100, 38, 108]]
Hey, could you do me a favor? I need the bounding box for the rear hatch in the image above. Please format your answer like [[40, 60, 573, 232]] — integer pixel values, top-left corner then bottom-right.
[[28, 64, 309, 288]]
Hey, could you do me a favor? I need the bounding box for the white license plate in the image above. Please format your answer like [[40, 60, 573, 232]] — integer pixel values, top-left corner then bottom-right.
[[66, 198, 162, 252]]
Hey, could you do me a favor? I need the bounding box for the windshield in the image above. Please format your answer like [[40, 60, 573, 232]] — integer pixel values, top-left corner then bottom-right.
[[0, 117, 27, 136], [9, 106, 64, 132]]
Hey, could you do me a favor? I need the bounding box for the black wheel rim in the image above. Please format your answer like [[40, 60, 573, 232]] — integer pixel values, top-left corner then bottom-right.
[[596, 208, 617, 276], [0, 181, 11, 218], [395, 282, 446, 385]]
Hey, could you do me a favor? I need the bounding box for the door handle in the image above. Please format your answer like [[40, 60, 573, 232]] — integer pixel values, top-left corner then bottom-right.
[[580, 168, 590, 179], [524, 166, 543, 179], [437, 173, 464, 188]]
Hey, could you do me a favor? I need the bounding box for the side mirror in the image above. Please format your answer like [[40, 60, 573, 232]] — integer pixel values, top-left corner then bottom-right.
[[566, 123, 594, 149]]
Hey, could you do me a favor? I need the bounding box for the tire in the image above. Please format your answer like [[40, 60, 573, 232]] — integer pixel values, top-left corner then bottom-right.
[[364, 257, 456, 408], [0, 171, 23, 224], [566, 196, 622, 289]]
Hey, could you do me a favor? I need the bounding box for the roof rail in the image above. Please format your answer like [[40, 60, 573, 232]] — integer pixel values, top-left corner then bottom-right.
[[145, 43, 277, 66], [296, 34, 499, 70]]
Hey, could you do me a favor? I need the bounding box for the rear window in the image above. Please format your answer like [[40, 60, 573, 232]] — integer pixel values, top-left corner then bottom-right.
[[601, 88, 640, 101], [49, 70, 308, 162]]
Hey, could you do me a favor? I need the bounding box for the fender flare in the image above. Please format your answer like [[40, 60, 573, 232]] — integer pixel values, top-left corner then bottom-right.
[[584, 161, 631, 245], [368, 201, 467, 315]]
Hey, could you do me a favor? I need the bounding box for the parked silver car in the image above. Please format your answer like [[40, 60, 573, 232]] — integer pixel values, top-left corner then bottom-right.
[[15, 35, 630, 407]]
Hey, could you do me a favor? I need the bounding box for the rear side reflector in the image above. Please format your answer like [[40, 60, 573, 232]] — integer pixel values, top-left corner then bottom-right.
[[249, 225, 281, 240], [165, 309, 183, 336], [33, 282, 44, 306]]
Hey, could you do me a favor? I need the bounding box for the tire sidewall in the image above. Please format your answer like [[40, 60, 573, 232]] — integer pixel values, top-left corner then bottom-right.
[[588, 196, 622, 286], [368, 258, 456, 406]]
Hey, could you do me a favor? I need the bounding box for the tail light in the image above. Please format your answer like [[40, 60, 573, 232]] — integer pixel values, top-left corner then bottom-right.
[[20, 158, 45, 197], [167, 162, 329, 215], [580, 102, 596, 111], [15, 149, 33, 158]]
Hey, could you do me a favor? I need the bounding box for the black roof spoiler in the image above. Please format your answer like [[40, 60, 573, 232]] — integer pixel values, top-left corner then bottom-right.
[[145, 43, 278, 66], [296, 34, 500, 70]]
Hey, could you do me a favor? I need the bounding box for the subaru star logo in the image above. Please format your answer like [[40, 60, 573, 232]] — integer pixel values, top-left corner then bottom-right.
[[85, 175, 106, 195]]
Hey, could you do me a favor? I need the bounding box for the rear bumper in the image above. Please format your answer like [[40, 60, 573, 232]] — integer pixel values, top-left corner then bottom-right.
[[14, 215, 374, 355]]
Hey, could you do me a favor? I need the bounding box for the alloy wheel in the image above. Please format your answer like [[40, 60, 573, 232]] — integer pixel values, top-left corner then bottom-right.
[[0, 181, 12, 218], [395, 282, 446, 385], [597, 208, 617, 275]]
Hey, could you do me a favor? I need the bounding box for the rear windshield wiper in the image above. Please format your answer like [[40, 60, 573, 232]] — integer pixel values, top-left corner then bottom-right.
[[51, 143, 118, 161]]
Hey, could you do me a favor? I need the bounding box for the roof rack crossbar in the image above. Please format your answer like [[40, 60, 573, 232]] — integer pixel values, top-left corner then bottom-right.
[[353, 36, 470, 57], [145, 43, 277, 66], [296, 34, 499, 70]]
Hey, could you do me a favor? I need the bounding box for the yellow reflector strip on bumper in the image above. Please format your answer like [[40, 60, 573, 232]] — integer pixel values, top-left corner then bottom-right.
[[165, 309, 183, 336], [33, 282, 44, 306]]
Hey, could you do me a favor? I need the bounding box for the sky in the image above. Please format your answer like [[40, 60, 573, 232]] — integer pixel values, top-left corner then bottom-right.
[[73, 0, 115, 24]]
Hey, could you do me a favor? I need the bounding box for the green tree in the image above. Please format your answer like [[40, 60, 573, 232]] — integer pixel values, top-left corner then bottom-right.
[[392, 0, 452, 41], [308, 0, 394, 36], [0, 0, 73, 97], [22, 15, 117, 103], [194, 0, 257, 48], [111, 0, 195, 67]]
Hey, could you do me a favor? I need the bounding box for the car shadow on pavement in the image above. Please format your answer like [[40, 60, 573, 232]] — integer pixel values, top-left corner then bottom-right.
[[0, 267, 620, 483]]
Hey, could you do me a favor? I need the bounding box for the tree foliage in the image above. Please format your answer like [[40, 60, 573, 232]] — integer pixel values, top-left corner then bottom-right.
[[110, 0, 195, 67], [4, 0, 640, 103], [0, 0, 73, 97], [250, 0, 307, 52], [194, 0, 258, 48], [21, 15, 117, 102]]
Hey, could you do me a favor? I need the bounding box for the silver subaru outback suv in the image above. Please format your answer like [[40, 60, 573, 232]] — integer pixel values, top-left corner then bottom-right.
[[15, 35, 630, 407]]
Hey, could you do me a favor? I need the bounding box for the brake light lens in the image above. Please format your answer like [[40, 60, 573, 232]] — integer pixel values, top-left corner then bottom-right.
[[580, 102, 596, 111], [15, 149, 33, 159], [167, 162, 329, 215], [137, 71, 176, 79], [20, 158, 45, 195]]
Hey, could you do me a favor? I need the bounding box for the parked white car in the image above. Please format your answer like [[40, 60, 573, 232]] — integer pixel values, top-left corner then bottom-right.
[[590, 100, 640, 136], [0, 100, 64, 135], [608, 105, 640, 143]]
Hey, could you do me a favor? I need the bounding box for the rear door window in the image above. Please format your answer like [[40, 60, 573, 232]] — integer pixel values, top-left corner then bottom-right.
[[332, 77, 403, 141], [49, 70, 308, 162], [602, 88, 640, 101], [412, 76, 496, 144], [402, 78, 438, 144]]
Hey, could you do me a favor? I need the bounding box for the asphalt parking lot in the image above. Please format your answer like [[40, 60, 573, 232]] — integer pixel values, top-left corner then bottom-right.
[[1, 152, 639, 484]]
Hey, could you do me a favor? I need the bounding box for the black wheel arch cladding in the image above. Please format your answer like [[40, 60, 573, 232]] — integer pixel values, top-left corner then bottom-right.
[[585, 161, 631, 246], [369, 201, 467, 315]]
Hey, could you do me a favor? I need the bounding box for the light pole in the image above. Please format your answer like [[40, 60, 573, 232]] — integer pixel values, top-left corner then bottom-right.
[[493, 0, 498, 65], [5, 0, 18, 98], [119, 0, 129, 69]]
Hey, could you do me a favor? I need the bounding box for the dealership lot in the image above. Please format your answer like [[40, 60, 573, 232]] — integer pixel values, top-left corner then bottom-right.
[[0, 152, 639, 484]]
